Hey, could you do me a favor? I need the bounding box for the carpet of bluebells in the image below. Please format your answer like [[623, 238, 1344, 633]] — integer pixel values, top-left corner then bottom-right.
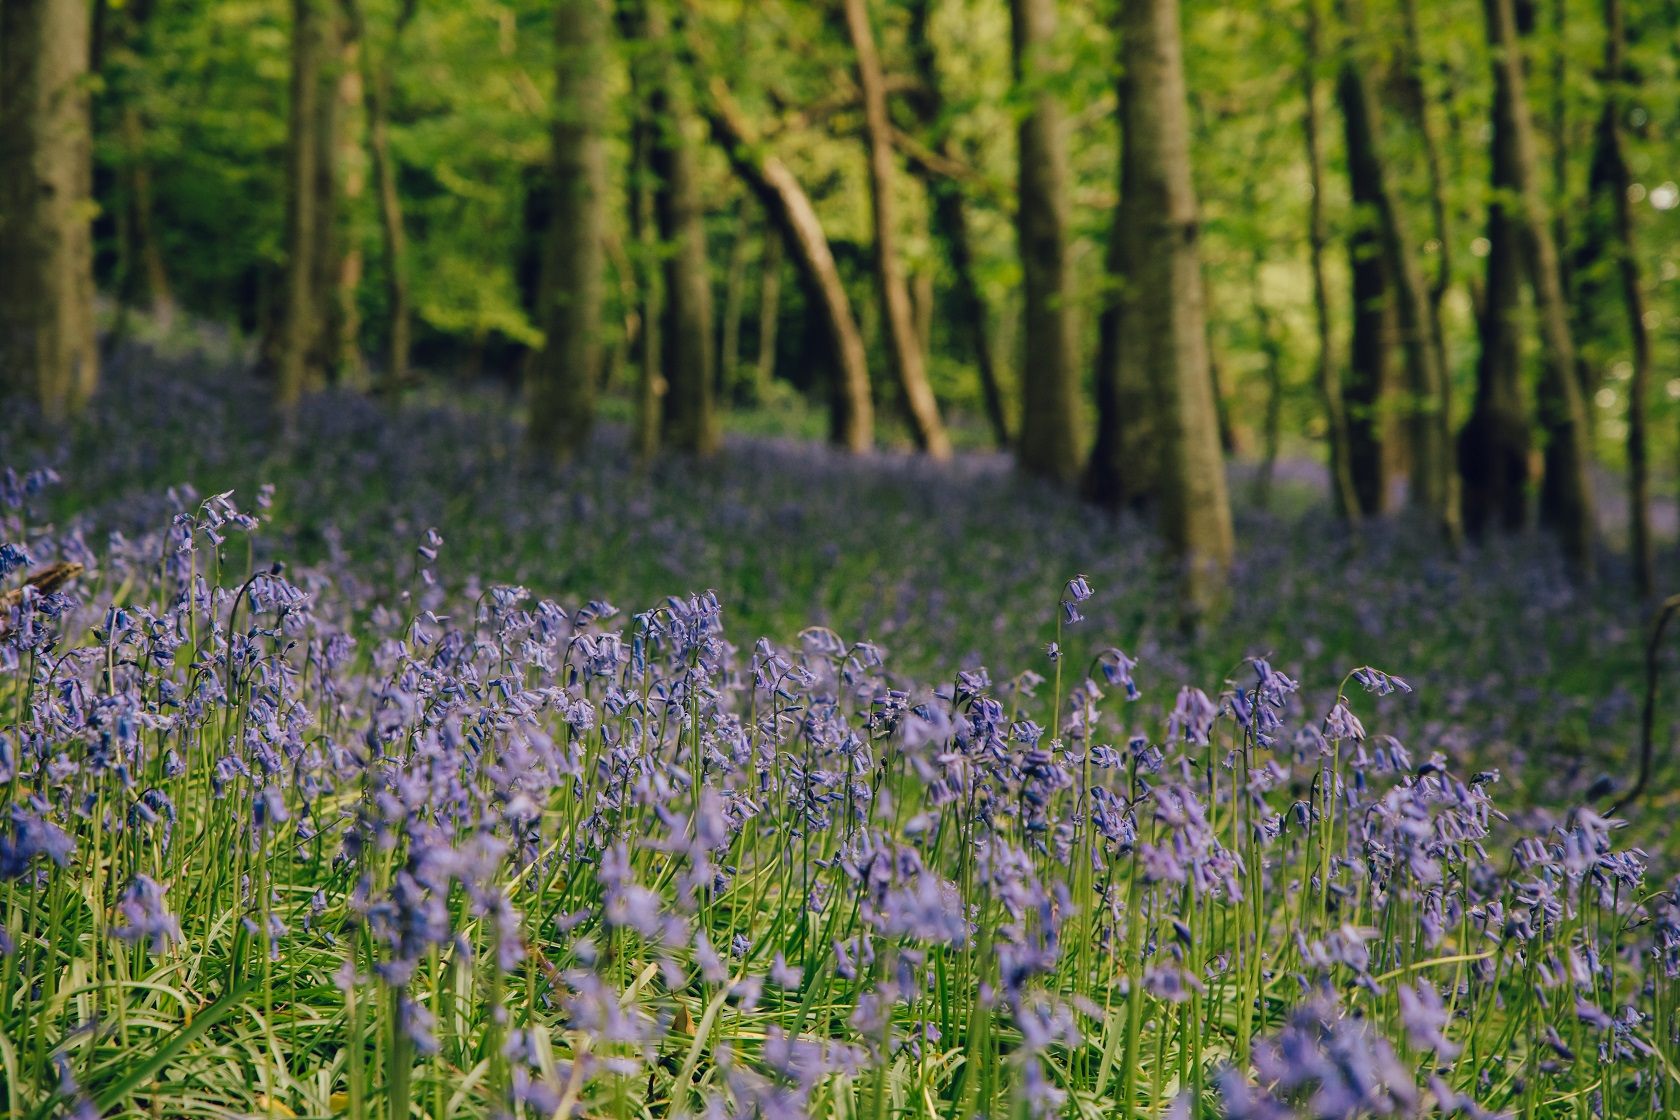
[[1, 350, 1679, 1120]]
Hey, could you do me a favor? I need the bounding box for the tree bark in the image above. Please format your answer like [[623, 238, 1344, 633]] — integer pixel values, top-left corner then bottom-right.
[[1337, 0, 1456, 540], [1011, 0, 1082, 484], [0, 0, 99, 418], [1593, 0, 1652, 595], [903, 0, 1010, 448], [755, 223, 782, 403], [844, 0, 950, 458], [529, 0, 609, 462], [308, 4, 346, 388], [628, 90, 663, 461], [1485, 0, 1596, 578], [344, 0, 414, 388], [1302, 0, 1361, 524], [645, 3, 716, 456], [700, 76, 874, 452], [1094, 0, 1233, 615], [278, 0, 323, 410], [1338, 60, 1400, 516]]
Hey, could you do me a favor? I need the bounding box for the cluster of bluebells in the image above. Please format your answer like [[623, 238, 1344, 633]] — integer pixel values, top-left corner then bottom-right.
[[0, 370, 1676, 1119]]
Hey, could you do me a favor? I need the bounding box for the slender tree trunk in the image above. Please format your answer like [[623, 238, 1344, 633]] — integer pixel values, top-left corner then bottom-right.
[[755, 223, 782, 403], [344, 0, 414, 388], [1486, 0, 1596, 578], [628, 94, 663, 461], [843, 0, 949, 458], [1338, 0, 1456, 540], [308, 5, 345, 388], [700, 76, 873, 451], [334, 14, 365, 382], [529, 0, 609, 462], [278, 0, 322, 410], [1303, 0, 1360, 524], [1462, 44, 1532, 540], [1339, 58, 1400, 516], [1095, 0, 1233, 615], [718, 194, 751, 405], [0, 0, 99, 417], [645, 3, 716, 456], [911, 269, 934, 368], [1594, 0, 1652, 595], [903, 0, 1010, 448], [1400, 0, 1457, 510], [1011, 0, 1082, 483]]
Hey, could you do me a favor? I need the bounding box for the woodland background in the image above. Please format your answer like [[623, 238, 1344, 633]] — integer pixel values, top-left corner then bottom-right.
[[4, 0, 1680, 607]]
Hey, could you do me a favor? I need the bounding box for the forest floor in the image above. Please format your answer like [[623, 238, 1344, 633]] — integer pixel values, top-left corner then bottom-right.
[[5, 341, 1669, 828]]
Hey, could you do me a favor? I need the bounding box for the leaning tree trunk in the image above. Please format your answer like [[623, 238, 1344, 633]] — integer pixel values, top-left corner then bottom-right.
[[1011, 0, 1082, 484], [1486, 0, 1596, 579], [0, 0, 100, 418], [844, 0, 950, 458], [1301, 0, 1361, 524], [1338, 0, 1456, 542], [344, 0, 414, 388], [1594, 0, 1653, 596], [700, 77, 874, 452], [1337, 59, 1401, 516], [1095, 0, 1233, 616], [646, 5, 717, 456], [529, 0, 609, 462], [278, 0, 323, 410]]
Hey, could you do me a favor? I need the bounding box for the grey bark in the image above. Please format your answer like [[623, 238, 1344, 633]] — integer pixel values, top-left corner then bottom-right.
[[1093, 0, 1233, 614], [0, 0, 100, 417], [529, 0, 609, 462], [278, 0, 322, 410], [1011, 0, 1082, 484], [647, 3, 716, 456]]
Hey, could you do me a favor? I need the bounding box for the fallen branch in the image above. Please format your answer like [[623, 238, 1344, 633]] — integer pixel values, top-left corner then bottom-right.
[[1607, 592, 1680, 815], [0, 562, 85, 635]]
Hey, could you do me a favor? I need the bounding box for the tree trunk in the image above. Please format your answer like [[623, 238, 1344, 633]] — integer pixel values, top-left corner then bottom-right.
[[529, 0, 609, 462], [718, 194, 751, 405], [628, 94, 663, 461], [1461, 41, 1532, 540], [755, 223, 782, 403], [903, 0, 1010, 448], [645, 4, 716, 456], [344, 0, 414, 388], [1338, 56, 1400, 516], [308, 5, 345, 388], [1399, 0, 1456, 497], [843, 0, 949, 457], [1337, 0, 1456, 540], [1251, 252, 1285, 511], [0, 0, 99, 417], [700, 76, 873, 452], [1011, 0, 1082, 484], [1095, 0, 1233, 615], [1594, 0, 1652, 595], [278, 0, 322, 410], [335, 29, 366, 386], [1485, 0, 1595, 578], [1302, 0, 1361, 524]]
